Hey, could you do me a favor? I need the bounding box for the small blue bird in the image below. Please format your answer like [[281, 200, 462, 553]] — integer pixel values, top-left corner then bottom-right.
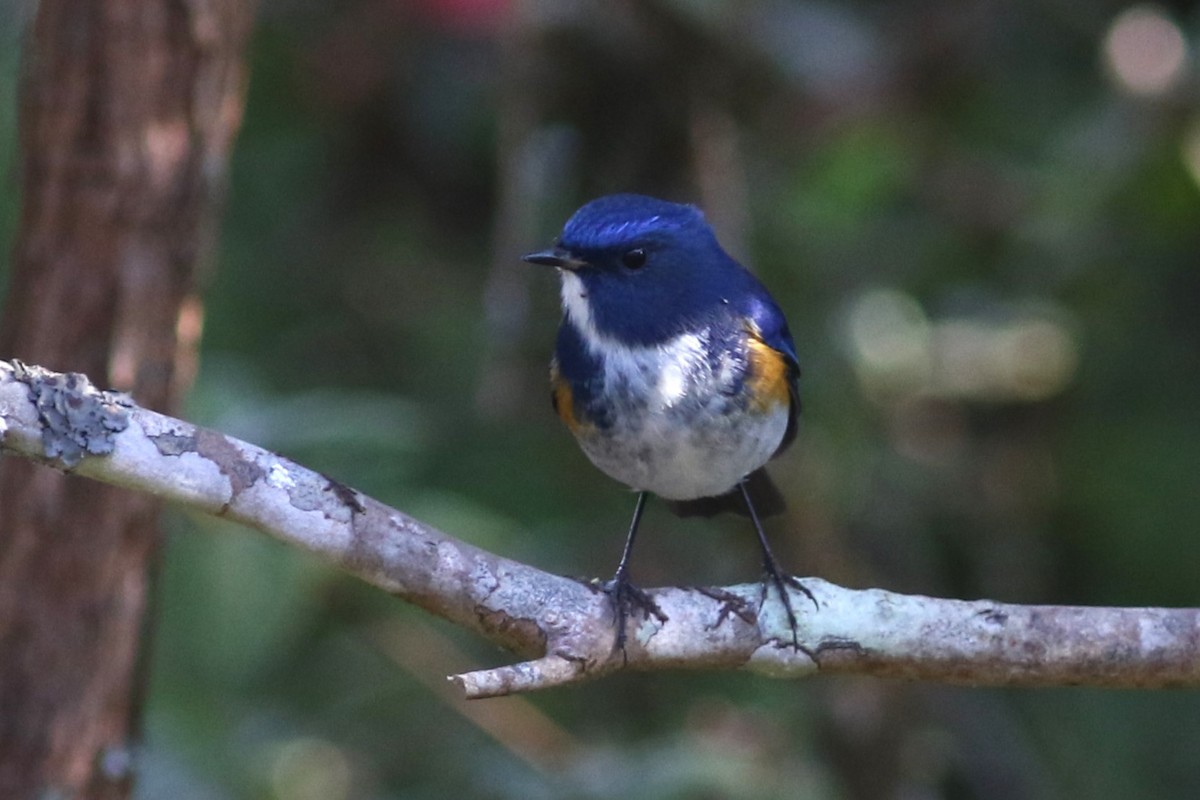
[[525, 193, 810, 650]]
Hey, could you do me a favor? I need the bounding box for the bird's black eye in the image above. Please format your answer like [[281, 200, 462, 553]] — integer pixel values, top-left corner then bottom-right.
[[621, 248, 647, 270]]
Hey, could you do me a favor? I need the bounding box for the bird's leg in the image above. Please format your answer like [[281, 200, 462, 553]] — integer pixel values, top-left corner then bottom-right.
[[739, 479, 817, 648], [603, 491, 667, 659]]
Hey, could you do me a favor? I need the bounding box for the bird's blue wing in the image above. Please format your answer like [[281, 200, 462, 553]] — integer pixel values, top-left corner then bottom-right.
[[742, 292, 801, 454]]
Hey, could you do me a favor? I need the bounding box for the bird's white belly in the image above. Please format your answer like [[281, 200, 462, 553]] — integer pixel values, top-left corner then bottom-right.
[[573, 332, 788, 500]]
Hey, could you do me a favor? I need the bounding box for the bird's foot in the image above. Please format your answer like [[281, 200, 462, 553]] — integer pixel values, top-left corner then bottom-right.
[[758, 565, 817, 649], [695, 585, 757, 628], [602, 575, 667, 661]]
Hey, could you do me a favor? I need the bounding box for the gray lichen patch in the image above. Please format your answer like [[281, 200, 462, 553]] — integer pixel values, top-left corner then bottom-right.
[[12, 360, 131, 467], [282, 468, 359, 523], [149, 429, 198, 456]]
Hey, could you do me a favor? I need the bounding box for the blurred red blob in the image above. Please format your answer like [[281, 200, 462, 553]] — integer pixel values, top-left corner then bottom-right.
[[415, 0, 512, 35]]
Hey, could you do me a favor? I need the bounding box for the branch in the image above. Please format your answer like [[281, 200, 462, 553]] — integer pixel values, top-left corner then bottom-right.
[[2, 359, 1198, 699]]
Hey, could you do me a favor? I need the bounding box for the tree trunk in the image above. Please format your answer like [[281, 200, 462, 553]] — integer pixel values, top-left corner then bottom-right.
[[0, 1, 254, 796]]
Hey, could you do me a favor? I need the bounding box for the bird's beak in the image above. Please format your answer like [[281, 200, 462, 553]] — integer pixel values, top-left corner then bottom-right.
[[522, 247, 588, 271]]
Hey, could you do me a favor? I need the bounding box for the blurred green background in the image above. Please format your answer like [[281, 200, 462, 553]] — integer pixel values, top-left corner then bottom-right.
[[3, 1, 1200, 798]]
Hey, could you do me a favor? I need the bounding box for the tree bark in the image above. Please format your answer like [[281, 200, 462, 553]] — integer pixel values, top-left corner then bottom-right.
[[0, 2, 254, 797], [4, 360, 1199, 704]]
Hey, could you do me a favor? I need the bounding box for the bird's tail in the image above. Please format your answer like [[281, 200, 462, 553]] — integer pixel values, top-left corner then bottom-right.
[[665, 468, 786, 519]]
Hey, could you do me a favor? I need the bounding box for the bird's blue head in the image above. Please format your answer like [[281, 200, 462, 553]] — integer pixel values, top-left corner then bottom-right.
[[525, 194, 758, 345]]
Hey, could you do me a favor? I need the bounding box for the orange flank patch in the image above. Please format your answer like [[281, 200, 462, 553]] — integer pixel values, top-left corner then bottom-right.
[[745, 334, 792, 413], [550, 364, 581, 433]]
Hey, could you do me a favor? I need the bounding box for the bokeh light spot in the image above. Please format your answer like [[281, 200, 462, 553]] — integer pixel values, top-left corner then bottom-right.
[[1182, 118, 1200, 190], [844, 288, 932, 398], [270, 737, 353, 800], [844, 289, 1079, 405], [1103, 5, 1188, 96]]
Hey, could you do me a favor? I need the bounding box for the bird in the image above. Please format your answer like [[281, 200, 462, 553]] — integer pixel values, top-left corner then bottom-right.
[[524, 193, 810, 652]]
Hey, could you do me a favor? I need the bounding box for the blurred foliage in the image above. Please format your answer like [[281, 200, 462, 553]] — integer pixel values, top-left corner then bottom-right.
[[3, 0, 1200, 798]]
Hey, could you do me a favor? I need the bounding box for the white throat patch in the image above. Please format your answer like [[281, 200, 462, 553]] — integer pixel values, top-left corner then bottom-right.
[[559, 271, 598, 342], [558, 269, 710, 412]]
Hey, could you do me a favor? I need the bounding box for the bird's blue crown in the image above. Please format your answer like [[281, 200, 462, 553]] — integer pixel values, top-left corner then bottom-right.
[[558, 194, 715, 255]]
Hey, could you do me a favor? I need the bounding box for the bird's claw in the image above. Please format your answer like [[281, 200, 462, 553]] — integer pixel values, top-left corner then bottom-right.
[[695, 585, 757, 628], [602, 576, 667, 661]]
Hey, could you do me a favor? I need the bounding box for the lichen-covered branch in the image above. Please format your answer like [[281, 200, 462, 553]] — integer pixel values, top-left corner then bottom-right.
[[2, 358, 1198, 699]]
